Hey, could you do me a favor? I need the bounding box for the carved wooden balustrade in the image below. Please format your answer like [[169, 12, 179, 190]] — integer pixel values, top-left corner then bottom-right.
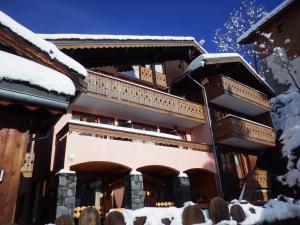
[[140, 66, 153, 83], [21, 152, 35, 178], [86, 71, 205, 122], [206, 75, 271, 111], [66, 121, 211, 152], [213, 115, 276, 147], [156, 71, 167, 87]]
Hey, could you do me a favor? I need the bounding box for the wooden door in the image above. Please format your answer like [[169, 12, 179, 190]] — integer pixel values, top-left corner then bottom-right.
[[0, 129, 29, 224]]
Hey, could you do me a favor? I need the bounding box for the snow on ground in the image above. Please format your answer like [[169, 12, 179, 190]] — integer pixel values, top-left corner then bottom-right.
[[0, 11, 87, 77], [0, 50, 75, 95], [106, 196, 300, 225], [231, 196, 300, 225], [270, 90, 300, 187], [118, 202, 198, 225]]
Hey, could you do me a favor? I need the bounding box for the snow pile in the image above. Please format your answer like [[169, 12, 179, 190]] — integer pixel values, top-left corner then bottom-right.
[[0, 11, 87, 77], [0, 50, 75, 95], [185, 53, 242, 73], [230, 196, 300, 225], [117, 202, 199, 225], [270, 90, 300, 187]]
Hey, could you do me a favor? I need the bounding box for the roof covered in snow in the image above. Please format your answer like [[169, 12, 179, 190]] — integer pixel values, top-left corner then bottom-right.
[[38, 33, 207, 53], [0, 11, 87, 77], [238, 0, 296, 43], [184, 53, 275, 95], [0, 50, 75, 95]]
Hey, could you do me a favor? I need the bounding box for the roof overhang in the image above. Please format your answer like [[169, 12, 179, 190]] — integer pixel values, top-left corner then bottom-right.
[[238, 0, 296, 44], [172, 53, 275, 97], [39, 34, 207, 54]]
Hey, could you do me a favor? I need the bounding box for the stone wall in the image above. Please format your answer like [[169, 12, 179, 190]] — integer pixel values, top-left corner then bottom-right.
[[124, 173, 144, 210], [55, 171, 77, 218]]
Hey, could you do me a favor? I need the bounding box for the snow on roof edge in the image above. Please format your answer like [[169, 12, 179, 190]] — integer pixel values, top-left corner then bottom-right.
[[0, 11, 87, 77], [184, 53, 275, 95], [237, 0, 295, 43], [38, 33, 208, 53], [0, 50, 75, 96]]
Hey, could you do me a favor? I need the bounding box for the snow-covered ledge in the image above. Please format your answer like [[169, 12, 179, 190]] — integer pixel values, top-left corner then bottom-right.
[[0, 11, 87, 77], [0, 50, 75, 95], [69, 119, 182, 140]]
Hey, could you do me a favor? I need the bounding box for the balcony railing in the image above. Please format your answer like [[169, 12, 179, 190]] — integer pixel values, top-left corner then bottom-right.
[[86, 71, 205, 122], [205, 75, 271, 116], [65, 121, 211, 152], [140, 66, 153, 83], [213, 115, 276, 148], [138, 66, 167, 87], [155, 71, 167, 87], [21, 152, 35, 178]]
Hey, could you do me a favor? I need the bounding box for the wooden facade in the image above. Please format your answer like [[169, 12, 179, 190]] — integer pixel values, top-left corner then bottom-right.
[[0, 14, 86, 225]]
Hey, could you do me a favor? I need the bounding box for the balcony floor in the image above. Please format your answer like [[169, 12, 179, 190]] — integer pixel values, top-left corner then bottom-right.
[[210, 94, 269, 116], [74, 94, 203, 128], [217, 136, 273, 149]]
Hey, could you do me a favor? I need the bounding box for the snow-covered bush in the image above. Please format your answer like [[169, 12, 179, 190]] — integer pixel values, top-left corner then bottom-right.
[[271, 90, 300, 188]]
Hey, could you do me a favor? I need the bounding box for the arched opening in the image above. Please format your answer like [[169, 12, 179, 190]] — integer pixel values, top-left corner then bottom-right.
[[71, 161, 131, 214], [184, 168, 217, 207], [137, 165, 179, 207]]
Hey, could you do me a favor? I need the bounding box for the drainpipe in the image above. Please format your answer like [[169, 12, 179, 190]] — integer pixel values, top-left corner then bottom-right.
[[186, 73, 224, 197]]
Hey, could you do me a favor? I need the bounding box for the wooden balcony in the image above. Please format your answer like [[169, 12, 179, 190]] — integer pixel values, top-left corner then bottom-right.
[[66, 121, 211, 152], [213, 115, 276, 149], [79, 71, 205, 128], [205, 75, 271, 116], [139, 66, 167, 87]]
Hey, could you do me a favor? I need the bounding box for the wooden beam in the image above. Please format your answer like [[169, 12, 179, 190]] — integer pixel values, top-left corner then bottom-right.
[[0, 129, 29, 224]]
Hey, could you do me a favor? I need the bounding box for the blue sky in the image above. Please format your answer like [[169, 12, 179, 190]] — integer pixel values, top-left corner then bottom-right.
[[1, 0, 283, 52]]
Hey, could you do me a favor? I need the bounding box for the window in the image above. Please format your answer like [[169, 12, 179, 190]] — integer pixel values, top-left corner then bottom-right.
[[133, 122, 156, 131], [276, 21, 287, 33], [117, 119, 132, 128], [118, 65, 140, 79], [100, 116, 114, 125], [154, 64, 163, 73], [72, 113, 82, 121]]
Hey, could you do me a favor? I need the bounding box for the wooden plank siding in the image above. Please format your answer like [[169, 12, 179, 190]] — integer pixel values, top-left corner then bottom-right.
[[0, 129, 29, 224]]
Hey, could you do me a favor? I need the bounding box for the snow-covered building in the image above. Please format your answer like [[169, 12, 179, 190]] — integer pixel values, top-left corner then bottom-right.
[[172, 53, 276, 203], [238, 0, 300, 94], [0, 11, 86, 225], [19, 31, 277, 224]]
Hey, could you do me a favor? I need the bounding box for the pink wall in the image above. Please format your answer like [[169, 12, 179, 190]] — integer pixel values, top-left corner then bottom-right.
[[63, 133, 216, 174], [190, 123, 212, 144]]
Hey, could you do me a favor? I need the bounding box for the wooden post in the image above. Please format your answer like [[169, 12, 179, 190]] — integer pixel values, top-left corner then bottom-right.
[[0, 129, 29, 224]]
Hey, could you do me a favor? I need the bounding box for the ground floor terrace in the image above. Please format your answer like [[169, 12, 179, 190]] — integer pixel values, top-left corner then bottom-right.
[[50, 122, 218, 219], [58, 161, 217, 219]]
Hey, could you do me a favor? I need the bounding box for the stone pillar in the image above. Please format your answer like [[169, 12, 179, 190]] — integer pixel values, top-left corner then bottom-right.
[[124, 170, 144, 209], [55, 170, 77, 218], [174, 173, 191, 207]]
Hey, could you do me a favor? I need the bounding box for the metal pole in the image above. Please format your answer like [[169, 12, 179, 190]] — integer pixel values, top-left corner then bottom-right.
[[187, 73, 224, 197]]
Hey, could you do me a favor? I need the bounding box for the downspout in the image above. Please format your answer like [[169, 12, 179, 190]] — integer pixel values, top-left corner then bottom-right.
[[186, 73, 224, 197]]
